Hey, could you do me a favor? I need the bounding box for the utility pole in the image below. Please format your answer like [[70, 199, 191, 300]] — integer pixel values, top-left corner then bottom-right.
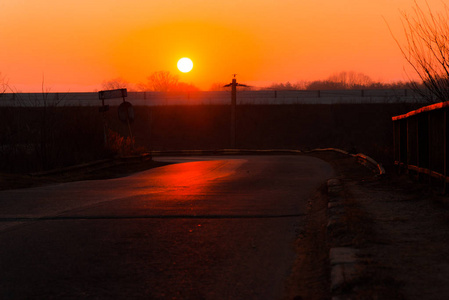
[[224, 74, 249, 149]]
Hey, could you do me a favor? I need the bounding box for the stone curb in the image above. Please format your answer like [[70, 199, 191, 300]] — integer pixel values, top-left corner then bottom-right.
[[354, 153, 386, 176], [326, 178, 364, 298], [310, 148, 385, 176]]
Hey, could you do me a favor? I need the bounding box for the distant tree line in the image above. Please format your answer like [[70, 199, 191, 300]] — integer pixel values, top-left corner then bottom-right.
[[266, 71, 413, 91], [101, 70, 417, 93]]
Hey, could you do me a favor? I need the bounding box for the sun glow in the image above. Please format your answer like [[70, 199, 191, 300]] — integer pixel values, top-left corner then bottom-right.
[[1, 0, 438, 91], [177, 57, 193, 73]]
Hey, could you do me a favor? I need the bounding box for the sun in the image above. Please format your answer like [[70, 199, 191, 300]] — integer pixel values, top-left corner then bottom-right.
[[177, 57, 193, 73]]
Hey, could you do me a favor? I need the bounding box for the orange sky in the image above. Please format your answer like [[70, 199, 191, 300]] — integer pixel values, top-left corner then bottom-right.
[[0, 0, 445, 92]]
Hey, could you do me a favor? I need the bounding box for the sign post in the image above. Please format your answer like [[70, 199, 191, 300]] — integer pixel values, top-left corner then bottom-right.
[[98, 88, 134, 148]]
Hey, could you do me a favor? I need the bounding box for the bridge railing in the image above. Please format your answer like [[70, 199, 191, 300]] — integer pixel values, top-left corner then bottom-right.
[[0, 89, 425, 107], [392, 101, 449, 192]]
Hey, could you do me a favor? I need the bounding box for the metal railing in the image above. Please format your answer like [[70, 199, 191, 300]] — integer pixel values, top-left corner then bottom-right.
[[0, 89, 425, 107], [393, 101, 449, 192]]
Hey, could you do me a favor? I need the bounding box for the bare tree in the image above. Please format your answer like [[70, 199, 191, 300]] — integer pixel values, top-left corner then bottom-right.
[[138, 71, 200, 92], [267, 81, 309, 90], [0, 72, 9, 94], [327, 71, 373, 88], [140, 71, 179, 92], [306, 71, 374, 90], [101, 77, 129, 90], [392, 1, 449, 103]]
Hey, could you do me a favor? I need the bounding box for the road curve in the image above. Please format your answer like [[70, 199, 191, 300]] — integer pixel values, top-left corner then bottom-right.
[[0, 155, 334, 299]]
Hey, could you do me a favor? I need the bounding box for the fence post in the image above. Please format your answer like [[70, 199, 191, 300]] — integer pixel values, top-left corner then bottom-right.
[[415, 116, 421, 181], [444, 109, 448, 194], [394, 120, 398, 167], [397, 121, 400, 164], [400, 119, 408, 173], [407, 118, 411, 175], [394, 101, 449, 189], [428, 113, 432, 184]]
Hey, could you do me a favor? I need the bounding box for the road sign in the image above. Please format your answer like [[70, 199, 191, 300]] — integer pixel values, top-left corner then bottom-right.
[[118, 101, 134, 124], [97, 88, 133, 146], [98, 88, 127, 100]]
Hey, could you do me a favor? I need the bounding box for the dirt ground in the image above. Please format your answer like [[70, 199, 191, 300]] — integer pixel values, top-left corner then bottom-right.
[[2, 152, 449, 299], [349, 175, 449, 299], [313, 151, 449, 300]]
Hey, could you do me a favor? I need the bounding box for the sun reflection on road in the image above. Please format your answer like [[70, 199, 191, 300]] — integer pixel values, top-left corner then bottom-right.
[[147, 160, 244, 187], [124, 159, 246, 199]]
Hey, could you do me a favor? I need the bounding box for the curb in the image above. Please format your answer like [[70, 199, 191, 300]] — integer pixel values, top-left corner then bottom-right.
[[327, 178, 364, 298], [309, 148, 385, 176], [324, 152, 385, 298], [325, 149, 385, 298], [354, 153, 386, 176]]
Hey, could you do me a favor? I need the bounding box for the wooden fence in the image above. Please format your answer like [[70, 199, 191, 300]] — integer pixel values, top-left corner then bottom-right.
[[393, 101, 449, 192]]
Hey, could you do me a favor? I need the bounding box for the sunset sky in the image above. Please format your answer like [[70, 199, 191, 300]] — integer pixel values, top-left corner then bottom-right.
[[0, 0, 445, 92]]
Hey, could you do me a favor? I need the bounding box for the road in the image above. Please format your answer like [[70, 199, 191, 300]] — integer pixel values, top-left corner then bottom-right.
[[0, 155, 334, 299]]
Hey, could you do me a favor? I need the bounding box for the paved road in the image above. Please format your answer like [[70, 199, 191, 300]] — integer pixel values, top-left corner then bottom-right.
[[0, 155, 334, 299]]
